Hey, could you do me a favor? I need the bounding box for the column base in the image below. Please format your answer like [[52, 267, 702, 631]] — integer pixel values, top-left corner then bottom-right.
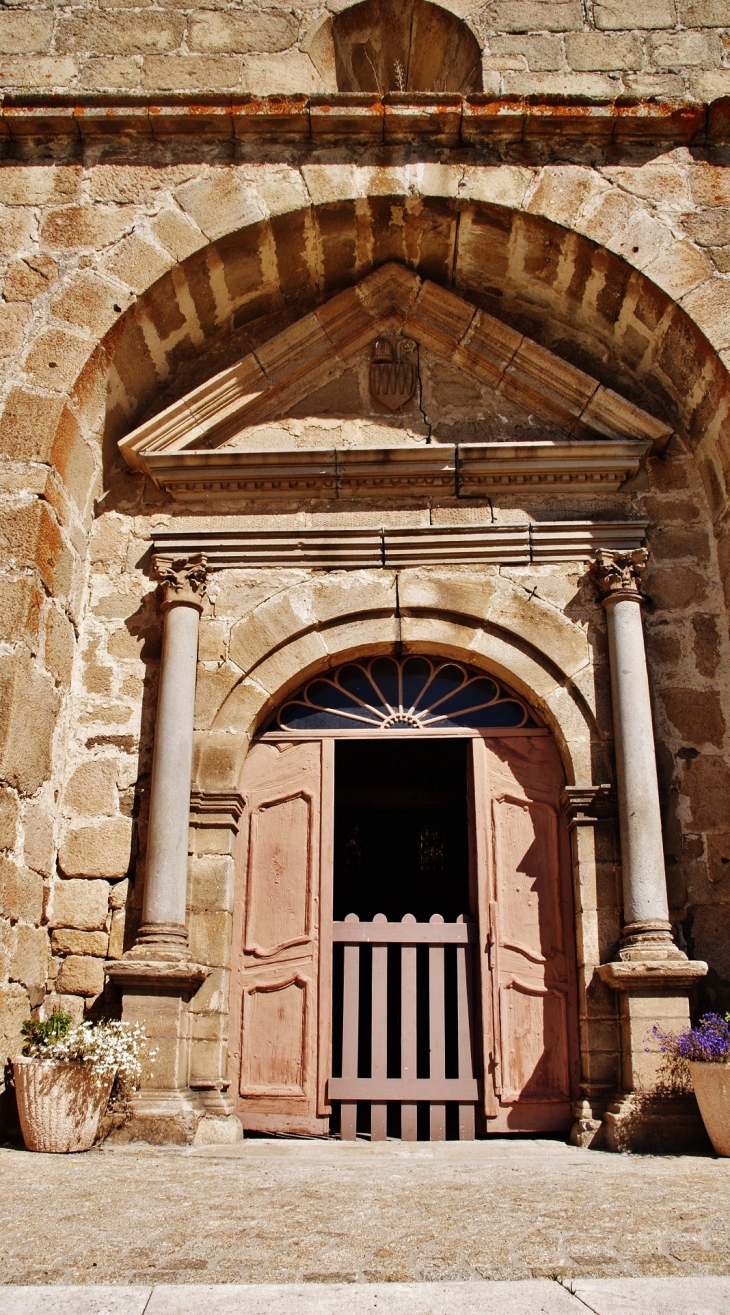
[[104, 1088, 243, 1147], [618, 920, 687, 963], [124, 924, 192, 963], [604, 1092, 710, 1155], [597, 958, 708, 992]]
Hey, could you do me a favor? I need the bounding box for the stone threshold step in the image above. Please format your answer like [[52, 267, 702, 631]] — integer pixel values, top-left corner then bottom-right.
[[1, 1279, 730, 1315]]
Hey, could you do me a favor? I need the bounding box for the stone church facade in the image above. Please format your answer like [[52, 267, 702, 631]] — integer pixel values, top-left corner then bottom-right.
[[3, 0, 730, 1150]]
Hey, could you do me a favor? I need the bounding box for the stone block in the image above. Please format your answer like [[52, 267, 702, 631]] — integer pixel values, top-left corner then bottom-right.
[[56, 954, 105, 998], [0, 57, 78, 88], [0, 858, 43, 924], [22, 325, 92, 392], [0, 788, 18, 851], [0, 13, 52, 56], [188, 910, 232, 970], [240, 52, 322, 94], [56, 13, 185, 56], [0, 981, 30, 1062], [0, 578, 42, 648], [44, 607, 75, 686], [187, 11, 299, 54], [150, 209, 206, 263], [50, 270, 130, 337], [0, 651, 59, 796], [140, 55, 242, 92], [692, 614, 721, 677], [593, 0, 676, 27], [64, 760, 118, 816], [10, 925, 49, 992], [79, 57, 141, 91], [23, 798, 55, 877], [501, 71, 618, 97], [679, 0, 730, 21], [482, 1, 583, 31], [683, 754, 730, 832], [188, 855, 236, 915], [40, 205, 133, 253], [0, 500, 71, 598], [0, 388, 66, 463], [59, 818, 132, 879], [51, 929, 109, 957], [103, 234, 172, 295], [175, 173, 265, 244], [649, 31, 722, 69], [486, 34, 562, 71], [107, 907, 126, 959], [50, 878, 110, 931], [194, 665, 242, 731], [565, 32, 642, 70], [0, 304, 29, 358]]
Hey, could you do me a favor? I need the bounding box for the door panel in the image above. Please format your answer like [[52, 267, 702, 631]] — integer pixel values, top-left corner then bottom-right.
[[228, 739, 333, 1135], [470, 735, 578, 1132]]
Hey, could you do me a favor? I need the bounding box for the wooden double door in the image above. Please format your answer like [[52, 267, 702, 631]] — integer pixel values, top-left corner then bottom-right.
[[227, 731, 579, 1137]]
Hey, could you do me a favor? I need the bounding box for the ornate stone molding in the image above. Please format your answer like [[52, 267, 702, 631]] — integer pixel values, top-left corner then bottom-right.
[[150, 521, 648, 571], [560, 784, 615, 828], [154, 552, 209, 612], [591, 548, 648, 604], [190, 790, 245, 833], [119, 265, 671, 484]]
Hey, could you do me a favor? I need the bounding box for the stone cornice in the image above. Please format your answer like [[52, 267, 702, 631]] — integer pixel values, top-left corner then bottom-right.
[[597, 960, 708, 992], [152, 519, 647, 571], [0, 93, 724, 148]]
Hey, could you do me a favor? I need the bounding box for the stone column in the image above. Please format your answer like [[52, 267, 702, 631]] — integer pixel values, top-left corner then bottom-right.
[[131, 553, 209, 961], [592, 549, 679, 963], [106, 555, 240, 1146], [591, 549, 707, 1153]]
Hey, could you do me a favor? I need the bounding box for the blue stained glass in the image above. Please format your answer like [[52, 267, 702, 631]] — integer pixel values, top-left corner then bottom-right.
[[263, 656, 541, 735], [433, 678, 499, 716], [278, 702, 378, 730], [336, 665, 388, 711], [370, 657, 400, 710], [401, 657, 432, 711]]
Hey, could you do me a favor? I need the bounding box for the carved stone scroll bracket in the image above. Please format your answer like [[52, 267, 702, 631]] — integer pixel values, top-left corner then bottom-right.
[[154, 552, 210, 613], [591, 547, 648, 605]]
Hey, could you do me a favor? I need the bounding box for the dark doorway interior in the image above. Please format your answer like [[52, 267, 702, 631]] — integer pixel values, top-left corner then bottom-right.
[[333, 738, 470, 922]]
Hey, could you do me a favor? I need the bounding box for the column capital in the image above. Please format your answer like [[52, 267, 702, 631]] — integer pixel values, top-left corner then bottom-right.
[[154, 552, 209, 613], [591, 547, 648, 606]]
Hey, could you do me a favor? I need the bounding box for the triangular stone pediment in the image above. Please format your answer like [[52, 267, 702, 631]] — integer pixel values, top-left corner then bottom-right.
[[119, 263, 671, 504]]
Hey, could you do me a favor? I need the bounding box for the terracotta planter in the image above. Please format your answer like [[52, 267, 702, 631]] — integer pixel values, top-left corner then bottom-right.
[[13, 1057, 113, 1153], [689, 1060, 730, 1156]]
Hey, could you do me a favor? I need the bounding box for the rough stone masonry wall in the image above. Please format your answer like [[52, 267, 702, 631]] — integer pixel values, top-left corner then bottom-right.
[[1, 0, 730, 99]]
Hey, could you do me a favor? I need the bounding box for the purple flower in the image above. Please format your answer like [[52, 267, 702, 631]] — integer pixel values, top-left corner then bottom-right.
[[651, 1013, 730, 1064]]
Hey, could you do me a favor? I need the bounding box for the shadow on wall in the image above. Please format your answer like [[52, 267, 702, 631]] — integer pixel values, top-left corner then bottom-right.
[[332, 0, 482, 93]]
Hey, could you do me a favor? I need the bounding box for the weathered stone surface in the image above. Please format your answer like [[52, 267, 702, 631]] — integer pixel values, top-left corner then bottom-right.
[[50, 879, 110, 931], [0, 653, 60, 796], [59, 819, 132, 879], [56, 954, 105, 998], [659, 687, 726, 747], [0, 789, 18, 852], [9, 924, 49, 992], [64, 761, 118, 817], [51, 929, 109, 957], [0, 858, 43, 925]]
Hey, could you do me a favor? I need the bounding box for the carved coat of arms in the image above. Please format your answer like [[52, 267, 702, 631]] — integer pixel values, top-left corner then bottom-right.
[[369, 336, 419, 412]]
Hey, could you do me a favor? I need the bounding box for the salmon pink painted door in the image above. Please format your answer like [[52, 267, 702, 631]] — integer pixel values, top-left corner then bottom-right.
[[470, 736, 578, 1132], [228, 739, 334, 1135]]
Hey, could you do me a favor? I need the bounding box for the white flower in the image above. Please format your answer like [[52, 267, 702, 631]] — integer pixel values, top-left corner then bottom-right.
[[26, 1020, 157, 1099]]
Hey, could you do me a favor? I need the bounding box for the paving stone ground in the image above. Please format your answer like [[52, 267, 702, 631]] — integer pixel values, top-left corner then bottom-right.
[[1, 1138, 729, 1289]]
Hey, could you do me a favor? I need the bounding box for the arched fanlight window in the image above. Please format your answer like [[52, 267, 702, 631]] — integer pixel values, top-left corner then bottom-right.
[[263, 657, 540, 734]]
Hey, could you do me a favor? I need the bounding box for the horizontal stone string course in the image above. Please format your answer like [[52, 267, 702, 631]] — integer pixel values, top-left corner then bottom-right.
[[152, 520, 647, 571], [0, 94, 726, 148]]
